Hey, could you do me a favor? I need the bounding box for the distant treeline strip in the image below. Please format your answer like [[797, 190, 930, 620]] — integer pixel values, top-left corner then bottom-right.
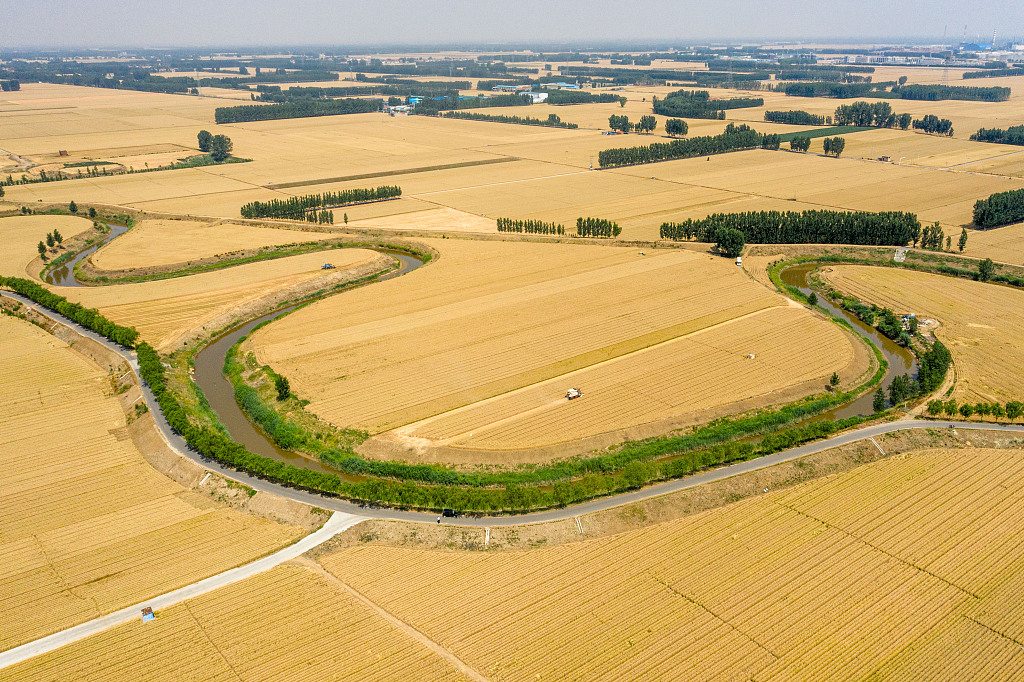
[[0, 277, 139, 347], [215, 98, 379, 124], [240, 186, 402, 219], [660, 210, 921, 246], [653, 89, 764, 120], [764, 110, 826, 125], [496, 218, 565, 235], [963, 67, 1024, 79], [576, 217, 621, 238], [974, 188, 1024, 228], [971, 125, 1024, 146], [598, 123, 764, 168], [442, 111, 578, 129]]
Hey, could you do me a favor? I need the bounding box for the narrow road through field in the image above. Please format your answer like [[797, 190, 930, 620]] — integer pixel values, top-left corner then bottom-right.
[[0, 511, 362, 669], [7, 289, 1024, 530]]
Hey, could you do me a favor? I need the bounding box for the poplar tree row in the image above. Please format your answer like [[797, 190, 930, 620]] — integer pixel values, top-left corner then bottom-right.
[[764, 110, 826, 125], [240, 186, 401, 219], [576, 217, 621, 238], [974, 188, 1024, 228], [215, 98, 380, 124], [496, 218, 565, 235], [598, 123, 763, 167], [659, 210, 920, 246]]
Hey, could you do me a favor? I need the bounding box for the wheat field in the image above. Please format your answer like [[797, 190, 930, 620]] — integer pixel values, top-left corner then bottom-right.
[[821, 264, 1024, 404], [0, 315, 304, 652]]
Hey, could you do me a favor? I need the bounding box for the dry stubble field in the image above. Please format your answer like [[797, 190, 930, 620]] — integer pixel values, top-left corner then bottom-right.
[[4, 82, 1024, 240], [61, 247, 387, 350], [0, 214, 99, 278], [247, 238, 861, 458], [15, 444, 1024, 681], [821, 264, 1024, 404], [0, 315, 304, 652]]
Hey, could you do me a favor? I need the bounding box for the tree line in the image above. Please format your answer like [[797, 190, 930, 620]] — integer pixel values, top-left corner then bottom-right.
[[895, 84, 1010, 102], [496, 218, 565, 235], [971, 125, 1024, 146], [832, 101, 912, 129], [912, 115, 954, 136], [607, 114, 656, 133], [821, 136, 846, 156], [442, 111, 578, 129], [927, 398, 1024, 422], [215, 98, 380, 124], [410, 93, 534, 115], [598, 123, 764, 167], [240, 186, 402, 219], [764, 110, 826, 125], [576, 217, 621, 238], [660, 209, 920, 246], [0, 276, 139, 347], [963, 67, 1024, 79], [546, 91, 625, 105], [653, 89, 764, 120], [974, 188, 1024, 228]]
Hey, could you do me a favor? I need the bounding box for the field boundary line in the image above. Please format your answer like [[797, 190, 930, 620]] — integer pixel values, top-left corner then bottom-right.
[[266, 156, 518, 190], [0, 512, 364, 670], [297, 557, 491, 682]]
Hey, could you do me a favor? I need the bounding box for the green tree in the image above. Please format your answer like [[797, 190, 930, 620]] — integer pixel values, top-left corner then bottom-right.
[[714, 227, 745, 258], [829, 371, 840, 387], [68, 200, 78, 214], [927, 400, 944, 415], [978, 257, 995, 282], [898, 75, 909, 86], [943, 399, 958, 416], [52, 229, 63, 245], [45, 232, 54, 248], [197, 130, 213, 152], [808, 291, 817, 306], [343, 213, 348, 225], [1006, 401, 1024, 422], [897, 113, 912, 130], [210, 134, 233, 162], [637, 115, 657, 133], [665, 118, 688, 136], [274, 375, 290, 401], [37, 240, 46, 257], [790, 136, 811, 152], [827, 137, 846, 157], [959, 403, 974, 418], [88, 207, 97, 218], [958, 227, 968, 252], [0, 184, 4, 198], [873, 389, 886, 412]]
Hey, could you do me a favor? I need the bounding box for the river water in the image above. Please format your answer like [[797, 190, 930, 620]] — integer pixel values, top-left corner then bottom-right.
[[44, 222, 128, 287]]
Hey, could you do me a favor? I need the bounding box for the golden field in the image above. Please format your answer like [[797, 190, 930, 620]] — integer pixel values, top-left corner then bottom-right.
[[90, 218, 330, 270], [0, 316, 303, 652], [311, 446, 1024, 681], [3, 82, 1024, 240], [0, 214, 98, 278], [5, 565, 468, 682], [967, 221, 1024, 265], [61, 248, 386, 349], [248, 239, 860, 456], [821, 264, 1024, 404]]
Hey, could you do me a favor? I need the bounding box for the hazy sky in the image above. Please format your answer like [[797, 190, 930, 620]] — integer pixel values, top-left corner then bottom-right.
[[1, 0, 1019, 48]]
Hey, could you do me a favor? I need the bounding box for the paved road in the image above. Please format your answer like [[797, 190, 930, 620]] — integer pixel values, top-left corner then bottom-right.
[[7, 290, 1024, 531], [0, 512, 361, 669]]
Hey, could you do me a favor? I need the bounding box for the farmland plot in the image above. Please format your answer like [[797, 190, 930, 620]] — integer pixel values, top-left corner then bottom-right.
[[967, 221, 1024, 264], [0, 214, 98, 278], [0, 316, 303, 652], [248, 239, 861, 458], [316, 447, 1024, 681], [60, 248, 387, 349], [90, 218, 331, 270], [5, 565, 466, 681], [821, 264, 1024, 404]]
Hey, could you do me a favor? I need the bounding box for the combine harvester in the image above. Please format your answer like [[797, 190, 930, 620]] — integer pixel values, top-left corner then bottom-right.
[[565, 387, 583, 400]]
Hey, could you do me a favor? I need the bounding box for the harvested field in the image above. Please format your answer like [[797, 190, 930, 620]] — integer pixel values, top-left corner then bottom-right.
[[4, 565, 466, 681], [350, 206, 497, 233], [248, 239, 861, 458], [90, 218, 330, 270], [967, 222, 1024, 265], [315, 446, 1024, 681], [0, 316, 303, 652], [60, 248, 387, 349], [820, 264, 1024, 404], [403, 305, 856, 452], [0, 214, 98, 278]]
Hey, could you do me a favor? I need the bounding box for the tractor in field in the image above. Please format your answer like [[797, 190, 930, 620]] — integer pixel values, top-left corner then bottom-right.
[[565, 387, 583, 400], [321, 263, 336, 270]]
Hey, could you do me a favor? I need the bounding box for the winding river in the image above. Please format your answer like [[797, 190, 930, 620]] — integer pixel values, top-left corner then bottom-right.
[[55, 227, 917, 477]]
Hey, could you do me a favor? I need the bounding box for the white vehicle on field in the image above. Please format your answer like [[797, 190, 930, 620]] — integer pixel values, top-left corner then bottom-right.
[[565, 387, 583, 400]]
